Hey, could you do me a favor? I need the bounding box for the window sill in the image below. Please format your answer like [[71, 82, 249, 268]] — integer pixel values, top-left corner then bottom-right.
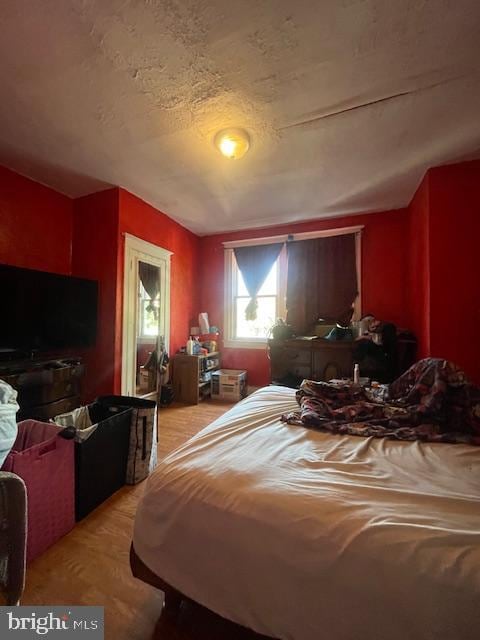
[[223, 339, 268, 350]]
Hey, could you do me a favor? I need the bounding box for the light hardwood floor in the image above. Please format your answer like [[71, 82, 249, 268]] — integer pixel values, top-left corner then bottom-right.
[[22, 400, 267, 640]]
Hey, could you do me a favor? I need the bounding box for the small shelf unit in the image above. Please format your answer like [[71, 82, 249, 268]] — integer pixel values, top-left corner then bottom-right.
[[172, 352, 220, 404]]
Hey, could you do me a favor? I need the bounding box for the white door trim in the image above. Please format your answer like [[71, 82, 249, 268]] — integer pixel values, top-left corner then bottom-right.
[[121, 233, 173, 396]]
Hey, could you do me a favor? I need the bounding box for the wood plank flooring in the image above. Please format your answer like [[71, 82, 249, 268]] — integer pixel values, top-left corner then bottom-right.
[[22, 400, 266, 640]]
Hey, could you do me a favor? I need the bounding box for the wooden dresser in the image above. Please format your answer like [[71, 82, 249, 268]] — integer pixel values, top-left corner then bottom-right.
[[0, 356, 84, 420], [268, 338, 354, 386]]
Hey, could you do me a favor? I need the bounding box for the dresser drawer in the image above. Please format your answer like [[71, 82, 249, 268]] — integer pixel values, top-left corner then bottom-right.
[[269, 343, 312, 384], [312, 346, 353, 381], [269, 339, 355, 385], [18, 395, 81, 421]]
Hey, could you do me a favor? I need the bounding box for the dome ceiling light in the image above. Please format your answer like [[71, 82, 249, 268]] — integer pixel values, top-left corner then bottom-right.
[[214, 128, 250, 159]]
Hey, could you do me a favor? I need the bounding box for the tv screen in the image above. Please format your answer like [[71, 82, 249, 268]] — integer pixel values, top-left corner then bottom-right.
[[0, 264, 98, 352]]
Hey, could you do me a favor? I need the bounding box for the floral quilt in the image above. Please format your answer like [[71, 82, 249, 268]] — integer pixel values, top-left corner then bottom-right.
[[281, 358, 480, 444]]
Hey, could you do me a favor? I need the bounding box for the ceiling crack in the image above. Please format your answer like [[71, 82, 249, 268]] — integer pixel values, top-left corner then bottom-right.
[[279, 76, 466, 131]]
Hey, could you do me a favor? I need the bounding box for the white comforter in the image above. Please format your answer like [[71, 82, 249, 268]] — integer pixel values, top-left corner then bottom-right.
[[133, 386, 480, 640]]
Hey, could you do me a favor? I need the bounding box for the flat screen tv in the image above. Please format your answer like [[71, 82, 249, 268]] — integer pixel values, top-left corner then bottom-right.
[[0, 264, 98, 352]]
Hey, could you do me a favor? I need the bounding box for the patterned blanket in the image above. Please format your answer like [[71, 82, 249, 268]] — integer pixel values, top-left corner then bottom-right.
[[281, 358, 480, 444]]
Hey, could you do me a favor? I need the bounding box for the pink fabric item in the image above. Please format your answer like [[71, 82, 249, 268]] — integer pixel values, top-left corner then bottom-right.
[[2, 420, 75, 563]]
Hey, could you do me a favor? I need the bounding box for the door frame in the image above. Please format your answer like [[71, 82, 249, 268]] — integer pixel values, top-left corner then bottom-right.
[[122, 233, 173, 396]]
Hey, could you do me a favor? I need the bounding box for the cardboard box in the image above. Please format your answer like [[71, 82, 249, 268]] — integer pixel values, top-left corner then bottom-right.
[[211, 369, 247, 401], [138, 366, 155, 392]]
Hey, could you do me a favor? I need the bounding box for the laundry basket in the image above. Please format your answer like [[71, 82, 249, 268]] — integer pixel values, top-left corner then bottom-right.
[[96, 396, 157, 485], [54, 403, 132, 520], [1, 420, 75, 563]]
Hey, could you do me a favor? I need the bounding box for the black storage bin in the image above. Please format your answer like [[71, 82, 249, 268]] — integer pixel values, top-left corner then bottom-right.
[[60, 403, 132, 520], [96, 396, 157, 485]]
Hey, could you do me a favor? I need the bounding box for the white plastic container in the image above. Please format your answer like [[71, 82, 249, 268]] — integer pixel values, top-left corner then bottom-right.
[[353, 363, 360, 384], [211, 369, 247, 401], [198, 312, 210, 334]]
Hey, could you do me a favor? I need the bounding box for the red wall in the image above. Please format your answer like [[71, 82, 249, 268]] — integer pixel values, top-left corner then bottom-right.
[[118, 189, 201, 360], [406, 160, 480, 384], [69, 188, 200, 400], [407, 174, 430, 358], [0, 165, 72, 274], [428, 161, 480, 383], [72, 189, 120, 400], [200, 209, 410, 386], [58, 187, 202, 400]]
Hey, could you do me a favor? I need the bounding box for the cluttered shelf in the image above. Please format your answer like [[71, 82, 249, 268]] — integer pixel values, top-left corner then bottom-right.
[[172, 348, 221, 405], [173, 313, 248, 405]]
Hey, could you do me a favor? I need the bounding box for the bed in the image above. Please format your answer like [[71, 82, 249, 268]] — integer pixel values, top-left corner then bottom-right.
[[132, 385, 480, 640]]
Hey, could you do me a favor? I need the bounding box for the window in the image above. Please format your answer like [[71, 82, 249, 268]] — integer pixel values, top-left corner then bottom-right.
[[224, 247, 287, 348], [224, 227, 362, 349], [138, 280, 159, 339]]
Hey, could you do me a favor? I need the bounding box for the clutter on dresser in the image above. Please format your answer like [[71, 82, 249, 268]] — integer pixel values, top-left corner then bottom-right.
[[270, 318, 294, 341], [268, 313, 417, 386]]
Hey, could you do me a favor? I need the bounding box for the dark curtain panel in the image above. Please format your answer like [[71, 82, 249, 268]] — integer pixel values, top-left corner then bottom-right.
[[233, 243, 283, 320], [139, 261, 160, 300], [286, 234, 358, 334], [139, 261, 160, 318]]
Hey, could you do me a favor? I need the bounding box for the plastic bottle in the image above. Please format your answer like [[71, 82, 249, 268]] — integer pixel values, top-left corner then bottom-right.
[[186, 337, 194, 355], [192, 336, 201, 354], [353, 363, 360, 385]]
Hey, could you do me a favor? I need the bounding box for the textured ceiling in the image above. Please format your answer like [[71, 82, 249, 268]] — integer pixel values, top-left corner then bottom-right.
[[0, 0, 479, 234]]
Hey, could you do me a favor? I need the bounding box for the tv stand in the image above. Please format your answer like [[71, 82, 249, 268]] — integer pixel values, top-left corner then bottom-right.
[[0, 357, 84, 420]]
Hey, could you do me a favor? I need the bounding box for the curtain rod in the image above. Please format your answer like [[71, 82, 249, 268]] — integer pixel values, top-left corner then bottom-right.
[[222, 225, 364, 249]]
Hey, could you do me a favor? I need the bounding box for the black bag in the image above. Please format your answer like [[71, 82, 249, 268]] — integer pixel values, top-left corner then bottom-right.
[[96, 396, 157, 485]]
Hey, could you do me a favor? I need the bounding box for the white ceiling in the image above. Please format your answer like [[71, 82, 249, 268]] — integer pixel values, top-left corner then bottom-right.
[[0, 0, 479, 234]]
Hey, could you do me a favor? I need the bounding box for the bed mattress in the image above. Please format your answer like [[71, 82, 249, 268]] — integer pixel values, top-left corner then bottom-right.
[[133, 385, 480, 640]]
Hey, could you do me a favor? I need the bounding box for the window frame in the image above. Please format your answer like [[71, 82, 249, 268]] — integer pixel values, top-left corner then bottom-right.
[[224, 248, 287, 348], [223, 227, 362, 349]]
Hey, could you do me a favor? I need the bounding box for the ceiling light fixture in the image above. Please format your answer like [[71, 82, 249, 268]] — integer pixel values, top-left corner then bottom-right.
[[214, 128, 250, 159]]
